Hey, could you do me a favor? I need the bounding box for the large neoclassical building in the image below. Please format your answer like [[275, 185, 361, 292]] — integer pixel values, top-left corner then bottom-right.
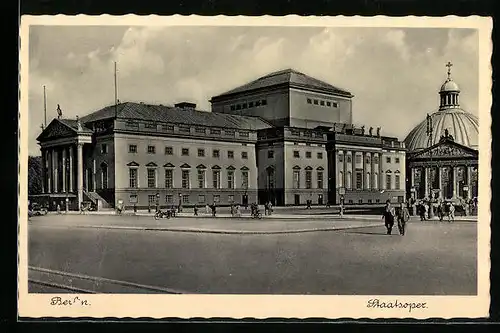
[[404, 63, 479, 202], [35, 69, 406, 210]]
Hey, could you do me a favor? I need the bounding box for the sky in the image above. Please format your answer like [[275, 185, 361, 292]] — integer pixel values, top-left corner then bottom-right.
[[27, 26, 479, 156]]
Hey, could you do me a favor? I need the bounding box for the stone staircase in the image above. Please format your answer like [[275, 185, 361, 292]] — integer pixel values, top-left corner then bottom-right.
[[84, 191, 112, 209]]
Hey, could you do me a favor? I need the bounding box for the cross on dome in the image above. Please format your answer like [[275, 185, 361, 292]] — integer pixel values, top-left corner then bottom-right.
[[446, 61, 453, 79]]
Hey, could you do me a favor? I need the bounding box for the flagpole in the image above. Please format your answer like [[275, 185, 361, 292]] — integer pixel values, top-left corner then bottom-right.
[[43, 85, 47, 126], [114, 62, 118, 118]]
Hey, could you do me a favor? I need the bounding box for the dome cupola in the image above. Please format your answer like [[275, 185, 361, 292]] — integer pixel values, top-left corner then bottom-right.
[[439, 61, 461, 110]]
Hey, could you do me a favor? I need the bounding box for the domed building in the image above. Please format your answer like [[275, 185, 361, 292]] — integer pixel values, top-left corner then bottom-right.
[[405, 62, 478, 203]]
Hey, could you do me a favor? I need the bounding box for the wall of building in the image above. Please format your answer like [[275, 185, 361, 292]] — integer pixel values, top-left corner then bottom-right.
[[256, 141, 286, 205], [113, 133, 258, 207], [211, 88, 290, 126], [289, 88, 352, 128], [283, 141, 328, 205]]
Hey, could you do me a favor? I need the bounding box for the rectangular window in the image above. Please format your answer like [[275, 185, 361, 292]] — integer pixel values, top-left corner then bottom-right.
[[228, 151, 234, 159], [198, 195, 205, 203], [332, 102, 339, 108], [290, 129, 300, 136], [320, 100, 325, 106], [317, 152, 323, 159], [359, 199, 363, 204], [339, 154, 343, 162], [126, 120, 139, 129], [148, 195, 156, 205], [165, 169, 173, 189], [227, 171, 234, 189], [293, 170, 300, 189], [241, 171, 249, 189], [242, 103, 247, 109], [236, 104, 241, 110], [307, 98, 312, 104], [239, 131, 249, 138], [165, 146, 173, 155], [326, 101, 331, 107], [129, 168, 137, 188], [368, 199, 373, 204], [195, 127, 205, 134], [145, 122, 156, 129], [317, 171, 324, 189], [213, 149, 220, 158], [166, 195, 173, 204], [386, 157, 391, 163], [241, 151, 248, 159], [347, 155, 352, 163], [366, 156, 371, 164], [128, 144, 137, 153], [147, 169, 156, 188], [212, 170, 221, 189], [182, 148, 189, 156], [293, 151, 300, 158], [213, 195, 220, 203], [163, 124, 174, 131], [101, 144, 108, 154], [306, 151, 312, 158], [261, 99, 267, 106], [304, 131, 312, 137], [197, 170, 205, 188], [248, 101, 254, 108], [356, 172, 362, 190], [182, 195, 189, 204], [225, 129, 235, 137], [355, 155, 362, 164], [395, 157, 400, 164], [147, 145, 156, 154], [182, 170, 190, 189], [313, 99, 319, 105], [230, 105, 235, 111], [178, 125, 190, 133], [210, 128, 221, 135], [268, 150, 274, 158], [395, 175, 401, 190], [305, 170, 312, 189], [198, 148, 205, 157], [228, 194, 234, 203], [386, 174, 392, 190], [255, 100, 261, 107]]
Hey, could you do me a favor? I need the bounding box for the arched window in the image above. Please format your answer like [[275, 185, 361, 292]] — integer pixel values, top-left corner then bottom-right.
[[346, 171, 352, 189], [366, 172, 371, 190], [100, 162, 108, 189]]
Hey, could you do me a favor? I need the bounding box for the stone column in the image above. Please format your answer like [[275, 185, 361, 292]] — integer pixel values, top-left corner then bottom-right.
[[62, 148, 66, 192], [69, 145, 74, 192], [438, 167, 443, 200], [467, 165, 472, 200], [47, 150, 52, 193], [77, 143, 84, 208], [343, 151, 347, 188], [52, 149, 58, 193], [452, 166, 458, 198], [370, 152, 375, 190], [41, 149, 46, 194], [424, 167, 429, 199], [362, 151, 367, 190], [351, 151, 356, 190], [93, 159, 97, 191], [378, 153, 382, 190]]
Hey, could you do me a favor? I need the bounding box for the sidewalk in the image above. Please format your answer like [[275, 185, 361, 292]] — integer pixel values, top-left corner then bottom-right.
[[54, 210, 478, 222]]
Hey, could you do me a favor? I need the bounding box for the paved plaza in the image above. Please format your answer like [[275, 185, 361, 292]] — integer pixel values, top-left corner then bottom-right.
[[28, 213, 477, 295]]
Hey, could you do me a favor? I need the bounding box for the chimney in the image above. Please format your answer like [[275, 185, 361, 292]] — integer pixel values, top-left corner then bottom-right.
[[175, 102, 196, 111]]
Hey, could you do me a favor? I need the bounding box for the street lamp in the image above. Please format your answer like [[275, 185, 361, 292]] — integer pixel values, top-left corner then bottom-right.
[[178, 193, 183, 213], [156, 192, 160, 212]]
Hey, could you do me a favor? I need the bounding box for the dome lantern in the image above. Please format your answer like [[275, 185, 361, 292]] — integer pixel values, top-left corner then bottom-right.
[[439, 61, 461, 110]]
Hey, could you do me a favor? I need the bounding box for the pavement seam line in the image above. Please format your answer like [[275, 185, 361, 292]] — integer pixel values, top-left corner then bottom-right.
[[29, 266, 186, 294], [28, 278, 97, 294]]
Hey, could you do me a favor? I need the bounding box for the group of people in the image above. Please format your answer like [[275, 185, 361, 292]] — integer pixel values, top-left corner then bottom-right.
[[382, 200, 410, 236]]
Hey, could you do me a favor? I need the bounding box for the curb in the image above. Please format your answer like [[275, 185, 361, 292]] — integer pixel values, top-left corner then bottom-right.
[[58, 222, 385, 235]]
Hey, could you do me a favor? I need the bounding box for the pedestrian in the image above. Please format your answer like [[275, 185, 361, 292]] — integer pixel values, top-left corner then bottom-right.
[[235, 204, 241, 217], [194, 204, 198, 216], [205, 203, 210, 215], [447, 202, 455, 223], [382, 200, 395, 235], [268, 201, 273, 216], [264, 201, 269, 216], [56, 204, 61, 214], [437, 201, 444, 222], [212, 203, 216, 217], [397, 202, 410, 236], [339, 199, 344, 218]]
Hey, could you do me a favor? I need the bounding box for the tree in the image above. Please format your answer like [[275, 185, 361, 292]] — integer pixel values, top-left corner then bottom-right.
[[28, 156, 43, 195]]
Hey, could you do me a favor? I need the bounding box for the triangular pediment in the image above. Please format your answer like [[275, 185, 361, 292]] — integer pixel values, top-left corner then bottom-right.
[[240, 166, 250, 171], [163, 162, 175, 168], [226, 165, 236, 170], [196, 164, 207, 169], [36, 119, 77, 142], [180, 163, 191, 169], [127, 161, 140, 167], [146, 162, 158, 167], [412, 141, 478, 159]]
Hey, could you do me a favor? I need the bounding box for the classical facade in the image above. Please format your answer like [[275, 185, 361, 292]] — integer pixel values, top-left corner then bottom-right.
[[35, 68, 406, 210], [405, 63, 479, 202]]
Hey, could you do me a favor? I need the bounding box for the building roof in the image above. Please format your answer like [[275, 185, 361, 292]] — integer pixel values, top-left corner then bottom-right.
[[440, 78, 460, 93], [211, 68, 353, 100], [80, 102, 273, 130], [404, 108, 478, 152]]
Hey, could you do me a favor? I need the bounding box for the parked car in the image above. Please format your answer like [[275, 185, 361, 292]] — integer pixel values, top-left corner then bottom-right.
[[32, 203, 48, 216]]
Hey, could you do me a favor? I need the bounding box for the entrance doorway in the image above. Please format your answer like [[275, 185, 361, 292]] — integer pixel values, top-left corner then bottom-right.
[[294, 194, 300, 206], [318, 194, 323, 205]]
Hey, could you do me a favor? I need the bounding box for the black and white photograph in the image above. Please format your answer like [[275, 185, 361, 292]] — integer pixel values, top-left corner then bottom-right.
[[18, 15, 491, 319]]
